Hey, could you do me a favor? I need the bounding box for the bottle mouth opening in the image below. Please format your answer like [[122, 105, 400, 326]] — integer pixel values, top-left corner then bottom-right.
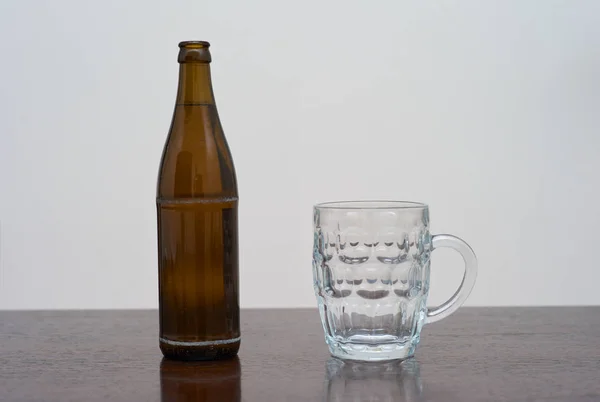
[[178, 41, 211, 63], [179, 41, 210, 49]]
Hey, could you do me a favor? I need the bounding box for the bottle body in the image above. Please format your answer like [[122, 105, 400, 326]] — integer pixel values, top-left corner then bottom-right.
[[157, 41, 239, 361]]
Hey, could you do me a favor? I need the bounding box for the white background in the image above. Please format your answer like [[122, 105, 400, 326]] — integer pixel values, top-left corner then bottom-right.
[[0, 0, 598, 310]]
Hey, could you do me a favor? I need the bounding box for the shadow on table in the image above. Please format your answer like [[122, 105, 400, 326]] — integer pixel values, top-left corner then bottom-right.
[[159, 357, 241, 402], [325, 357, 423, 402]]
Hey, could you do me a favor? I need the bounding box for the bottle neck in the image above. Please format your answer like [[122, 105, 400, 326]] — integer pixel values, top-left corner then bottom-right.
[[175, 63, 215, 105]]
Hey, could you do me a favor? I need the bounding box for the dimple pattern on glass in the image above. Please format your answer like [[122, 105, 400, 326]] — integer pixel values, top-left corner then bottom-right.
[[313, 205, 432, 361]]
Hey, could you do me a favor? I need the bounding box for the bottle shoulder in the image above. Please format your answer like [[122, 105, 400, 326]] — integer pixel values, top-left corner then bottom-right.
[[157, 105, 238, 199]]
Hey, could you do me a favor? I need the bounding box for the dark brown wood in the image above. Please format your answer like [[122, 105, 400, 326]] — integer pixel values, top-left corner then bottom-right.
[[1, 307, 599, 401]]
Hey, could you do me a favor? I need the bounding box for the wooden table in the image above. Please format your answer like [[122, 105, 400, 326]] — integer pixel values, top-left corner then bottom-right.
[[1, 308, 599, 401]]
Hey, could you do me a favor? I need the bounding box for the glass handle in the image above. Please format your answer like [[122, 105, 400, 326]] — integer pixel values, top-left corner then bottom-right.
[[426, 234, 478, 324]]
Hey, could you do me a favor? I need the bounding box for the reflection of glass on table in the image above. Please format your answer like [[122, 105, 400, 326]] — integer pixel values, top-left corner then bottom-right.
[[325, 357, 423, 402]]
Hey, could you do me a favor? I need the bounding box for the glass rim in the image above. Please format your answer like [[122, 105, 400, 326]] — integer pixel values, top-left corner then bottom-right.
[[314, 200, 428, 210]]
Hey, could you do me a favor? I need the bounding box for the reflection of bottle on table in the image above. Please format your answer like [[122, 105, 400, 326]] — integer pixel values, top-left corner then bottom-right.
[[325, 358, 422, 402], [160, 357, 241, 402]]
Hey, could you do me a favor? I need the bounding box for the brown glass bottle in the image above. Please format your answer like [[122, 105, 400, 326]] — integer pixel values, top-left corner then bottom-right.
[[157, 41, 239, 361], [160, 357, 241, 402]]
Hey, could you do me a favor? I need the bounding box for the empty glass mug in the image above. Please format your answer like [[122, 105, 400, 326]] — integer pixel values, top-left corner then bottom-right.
[[313, 201, 477, 361]]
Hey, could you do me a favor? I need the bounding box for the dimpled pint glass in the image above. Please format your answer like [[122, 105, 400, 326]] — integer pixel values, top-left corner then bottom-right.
[[313, 201, 477, 361]]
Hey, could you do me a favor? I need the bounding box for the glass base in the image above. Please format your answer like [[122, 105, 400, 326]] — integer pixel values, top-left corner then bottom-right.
[[325, 336, 419, 362]]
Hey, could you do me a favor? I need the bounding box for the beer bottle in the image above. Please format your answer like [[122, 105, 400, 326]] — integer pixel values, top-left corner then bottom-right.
[[157, 41, 240, 361]]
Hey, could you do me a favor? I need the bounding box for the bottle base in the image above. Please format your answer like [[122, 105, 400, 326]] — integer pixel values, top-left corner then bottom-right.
[[160, 338, 240, 361]]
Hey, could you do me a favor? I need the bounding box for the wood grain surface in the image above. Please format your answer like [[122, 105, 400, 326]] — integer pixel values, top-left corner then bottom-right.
[[1, 307, 599, 402]]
